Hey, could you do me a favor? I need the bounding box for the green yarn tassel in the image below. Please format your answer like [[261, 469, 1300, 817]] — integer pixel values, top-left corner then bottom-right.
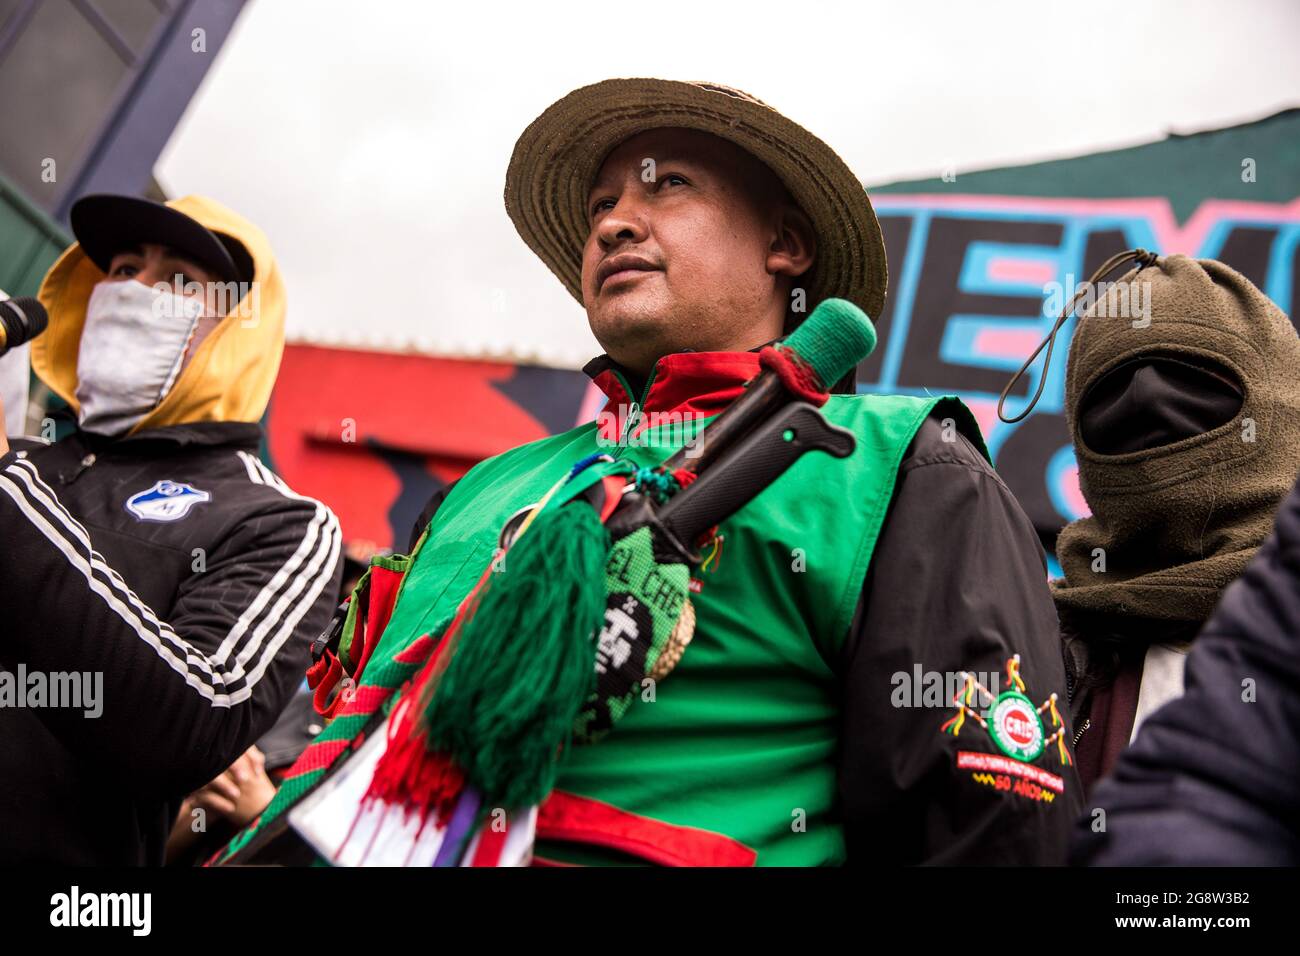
[[634, 466, 680, 504], [421, 501, 610, 811]]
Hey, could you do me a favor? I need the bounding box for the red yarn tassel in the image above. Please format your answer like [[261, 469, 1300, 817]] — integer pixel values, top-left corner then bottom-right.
[[671, 467, 697, 489], [361, 560, 494, 829], [758, 345, 830, 405]]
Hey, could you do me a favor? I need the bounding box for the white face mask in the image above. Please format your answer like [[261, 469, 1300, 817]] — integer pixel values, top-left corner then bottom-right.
[[75, 279, 204, 436]]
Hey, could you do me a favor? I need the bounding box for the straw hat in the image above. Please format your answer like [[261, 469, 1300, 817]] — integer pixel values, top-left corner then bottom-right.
[[504, 78, 887, 323]]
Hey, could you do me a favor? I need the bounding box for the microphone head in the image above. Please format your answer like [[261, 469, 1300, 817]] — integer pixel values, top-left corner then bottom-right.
[[782, 298, 877, 390], [0, 296, 49, 353]]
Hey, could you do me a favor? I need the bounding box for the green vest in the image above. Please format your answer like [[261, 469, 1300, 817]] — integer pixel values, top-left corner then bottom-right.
[[382, 377, 969, 865]]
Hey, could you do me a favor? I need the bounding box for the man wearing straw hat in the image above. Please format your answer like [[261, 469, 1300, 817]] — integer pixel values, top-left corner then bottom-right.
[[222, 80, 1080, 867]]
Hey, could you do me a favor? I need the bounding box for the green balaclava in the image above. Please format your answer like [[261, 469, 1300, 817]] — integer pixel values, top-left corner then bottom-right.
[[1053, 254, 1300, 626]]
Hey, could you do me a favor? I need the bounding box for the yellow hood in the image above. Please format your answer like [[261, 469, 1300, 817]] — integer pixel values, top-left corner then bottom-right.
[[33, 194, 286, 432]]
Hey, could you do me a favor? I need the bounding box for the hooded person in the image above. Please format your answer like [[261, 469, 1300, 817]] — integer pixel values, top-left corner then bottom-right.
[[0, 194, 342, 865], [1040, 252, 1300, 794], [216, 79, 1080, 868]]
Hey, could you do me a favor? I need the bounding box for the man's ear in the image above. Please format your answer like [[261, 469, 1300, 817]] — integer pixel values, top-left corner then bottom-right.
[[767, 203, 816, 280]]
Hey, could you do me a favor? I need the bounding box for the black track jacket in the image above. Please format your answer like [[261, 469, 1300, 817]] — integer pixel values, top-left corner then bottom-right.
[[0, 422, 341, 864]]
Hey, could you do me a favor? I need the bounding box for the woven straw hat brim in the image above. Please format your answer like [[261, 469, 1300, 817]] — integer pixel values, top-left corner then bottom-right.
[[504, 78, 887, 322]]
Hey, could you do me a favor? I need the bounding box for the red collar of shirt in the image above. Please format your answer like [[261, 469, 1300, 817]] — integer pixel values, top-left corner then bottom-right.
[[582, 351, 761, 421]]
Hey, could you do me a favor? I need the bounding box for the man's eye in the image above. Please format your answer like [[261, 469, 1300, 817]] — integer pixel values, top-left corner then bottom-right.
[[660, 174, 687, 187], [111, 264, 138, 277], [591, 198, 615, 217]]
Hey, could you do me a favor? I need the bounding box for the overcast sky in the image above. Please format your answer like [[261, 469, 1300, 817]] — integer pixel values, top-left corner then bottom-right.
[[155, 0, 1300, 368]]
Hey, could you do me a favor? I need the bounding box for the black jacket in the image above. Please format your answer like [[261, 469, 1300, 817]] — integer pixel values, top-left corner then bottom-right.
[[0, 422, 342, 865], [1072, 473, 1300, 866], [411, 413, 1082, 865]]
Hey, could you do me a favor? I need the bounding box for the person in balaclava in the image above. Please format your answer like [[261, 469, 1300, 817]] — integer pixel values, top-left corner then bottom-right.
[[1048, 252, 1300, 795], [0, 194, 342, 864]]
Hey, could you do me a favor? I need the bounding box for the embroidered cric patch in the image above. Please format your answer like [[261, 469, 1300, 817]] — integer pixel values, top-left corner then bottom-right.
[[939, 654, 1073, 801]]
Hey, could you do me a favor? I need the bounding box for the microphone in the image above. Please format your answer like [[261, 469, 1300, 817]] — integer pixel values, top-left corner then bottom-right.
[[661, 297, 877, 475], [0, 297, 48, 357]]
